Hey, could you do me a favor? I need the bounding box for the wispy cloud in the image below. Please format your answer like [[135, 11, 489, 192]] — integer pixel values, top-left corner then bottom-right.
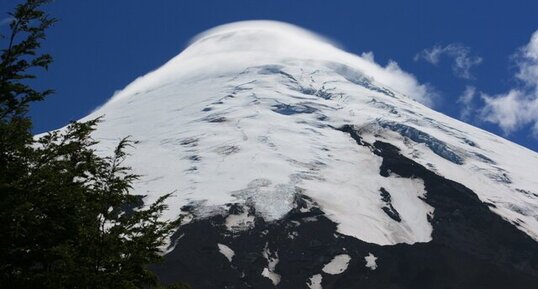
[[458, 85, 476, 121], [361, 51, 438, 107], [415, 43, 483, 80], [479, 30, 538, 136], [112, 21, 439, 108]]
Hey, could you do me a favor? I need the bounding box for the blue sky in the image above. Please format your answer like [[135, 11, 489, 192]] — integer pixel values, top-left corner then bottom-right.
[[2, 0, 538, 151]]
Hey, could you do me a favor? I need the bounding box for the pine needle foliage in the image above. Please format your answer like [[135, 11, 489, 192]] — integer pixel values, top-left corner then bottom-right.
[[0, 1, 188, 288]]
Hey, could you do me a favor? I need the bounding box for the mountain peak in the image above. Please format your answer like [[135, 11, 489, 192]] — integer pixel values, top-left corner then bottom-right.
[[107, 21, 434, 108], [183, 21, 339, 59], [67, 21, 538, 288], [84, 19, 538, 245]]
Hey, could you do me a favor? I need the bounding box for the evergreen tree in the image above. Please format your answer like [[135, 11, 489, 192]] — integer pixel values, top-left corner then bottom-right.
[[0, 1, 188, 288], [1, 1, 57, 285]]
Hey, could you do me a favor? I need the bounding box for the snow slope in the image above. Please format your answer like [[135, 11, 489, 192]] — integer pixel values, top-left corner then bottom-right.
[[76, 21, 538, 246]]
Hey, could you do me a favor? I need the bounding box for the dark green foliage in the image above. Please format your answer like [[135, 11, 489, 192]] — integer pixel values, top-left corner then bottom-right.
[[1, 2, 57, 282], [2, 120, 182, 289], [0, 1, 188, 288], [0, 0, 55, 161]]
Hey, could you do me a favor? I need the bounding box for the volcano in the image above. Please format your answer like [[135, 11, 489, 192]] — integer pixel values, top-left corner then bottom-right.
[[75, 21, 538, 289]]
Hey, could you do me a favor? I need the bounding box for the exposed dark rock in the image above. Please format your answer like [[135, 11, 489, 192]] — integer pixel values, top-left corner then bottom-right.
[[379, 187, 401, 222], [152, 126, 538, 289]]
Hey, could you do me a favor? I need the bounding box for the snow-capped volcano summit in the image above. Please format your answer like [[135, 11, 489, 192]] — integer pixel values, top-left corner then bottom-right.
[[107, 21, 431, 106], [77, 21, 538, 288]]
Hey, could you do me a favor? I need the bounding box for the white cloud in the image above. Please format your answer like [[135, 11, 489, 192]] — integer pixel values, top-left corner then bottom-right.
[[458, 85, 476, 120], [188, 22, 438, 107], [481, 90, 527, 133], [515, 30, 538, 87], [361, 52, 437, 107], [112, 21, 437, 107], [415, 43, 483, 79], [360, 51, 375, 62], [479, 30, 538, 136], [414, 46, 444, 64]]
